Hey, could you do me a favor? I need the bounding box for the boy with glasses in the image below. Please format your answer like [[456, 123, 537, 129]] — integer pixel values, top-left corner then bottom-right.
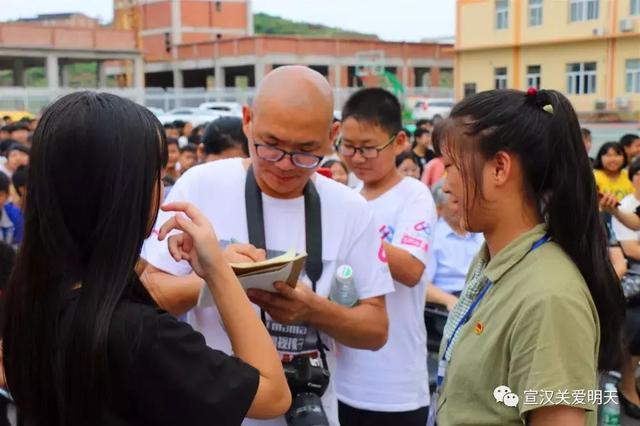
[[335, 88, 437, 426]]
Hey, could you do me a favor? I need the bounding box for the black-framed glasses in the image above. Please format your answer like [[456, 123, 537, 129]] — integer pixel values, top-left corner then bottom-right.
[[253, 142, 324, 169], [337, 134, 397, 159]]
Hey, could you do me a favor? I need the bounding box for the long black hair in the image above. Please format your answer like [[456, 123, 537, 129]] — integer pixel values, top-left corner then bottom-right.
[[434, 89, 625, 371], [2, 92, 167, 425], [593, 141, 627, 171]]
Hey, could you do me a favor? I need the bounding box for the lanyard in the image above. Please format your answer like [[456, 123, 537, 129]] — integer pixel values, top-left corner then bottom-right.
[[244, 166, 328, 365], [436, 233, 550, 388], [244, 166, 323, 288]]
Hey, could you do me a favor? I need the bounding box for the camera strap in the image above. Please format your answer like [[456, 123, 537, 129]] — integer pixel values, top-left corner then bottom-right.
[[245, 166, 328, 366]]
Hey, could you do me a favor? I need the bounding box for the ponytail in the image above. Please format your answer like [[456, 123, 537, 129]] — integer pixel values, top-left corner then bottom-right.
[[540, 90, 624, 371]]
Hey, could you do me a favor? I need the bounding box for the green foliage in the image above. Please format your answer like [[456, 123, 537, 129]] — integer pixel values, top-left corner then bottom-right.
[[254, 13, 378, 39]]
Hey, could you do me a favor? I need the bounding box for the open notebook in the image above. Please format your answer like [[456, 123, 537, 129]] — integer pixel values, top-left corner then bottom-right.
[[197, 248, 307, 308]]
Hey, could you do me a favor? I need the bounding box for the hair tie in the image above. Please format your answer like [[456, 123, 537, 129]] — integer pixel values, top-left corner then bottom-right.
[[526, 87, 554, 115]]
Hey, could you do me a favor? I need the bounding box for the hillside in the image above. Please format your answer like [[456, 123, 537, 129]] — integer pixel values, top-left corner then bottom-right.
[[254, 13, 378, 39]]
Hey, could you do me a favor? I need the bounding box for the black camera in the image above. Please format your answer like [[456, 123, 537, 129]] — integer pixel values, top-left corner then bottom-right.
[[283, 356, 331, 426]]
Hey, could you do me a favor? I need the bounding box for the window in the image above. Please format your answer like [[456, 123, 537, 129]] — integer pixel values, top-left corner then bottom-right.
[[632, 0, 640, 15], [626, 59, 640, 93], [526, 65, 541, 89], [566, 62, 597, 94], [215, 1, 222, 12], [529, 0, 543, 26], [414, 67, 431, 87], [495, 67, 508, 89], [464, 83, 477, 98], [439, 68, 453, 88], [496, 0, 509, 29], [570, 0, 599, 22]]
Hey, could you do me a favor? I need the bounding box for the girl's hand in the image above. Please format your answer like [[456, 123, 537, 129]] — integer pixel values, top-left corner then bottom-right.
[[157, 202, 222, 279], [598, 193, 619, 214]]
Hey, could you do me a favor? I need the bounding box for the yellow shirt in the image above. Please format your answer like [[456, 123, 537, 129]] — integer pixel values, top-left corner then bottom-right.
[[594, 169, 634, 202], [437, 225, 599, 426]]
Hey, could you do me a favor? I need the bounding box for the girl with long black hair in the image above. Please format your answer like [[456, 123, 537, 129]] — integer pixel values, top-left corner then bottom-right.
[[432, 89, 625, 425], [2, 92, 290, 426]]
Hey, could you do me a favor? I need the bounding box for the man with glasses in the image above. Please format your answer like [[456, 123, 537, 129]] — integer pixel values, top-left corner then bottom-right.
[[335, 88, 437, 426], [140, 66, 394, 426]]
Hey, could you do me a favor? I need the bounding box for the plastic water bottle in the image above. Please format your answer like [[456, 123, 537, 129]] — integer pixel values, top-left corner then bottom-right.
[[601, 382, 620, 426], [330, 265, 358, 307]]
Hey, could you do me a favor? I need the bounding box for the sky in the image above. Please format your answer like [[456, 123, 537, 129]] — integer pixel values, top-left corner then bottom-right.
[[0, 0, 455, 42]]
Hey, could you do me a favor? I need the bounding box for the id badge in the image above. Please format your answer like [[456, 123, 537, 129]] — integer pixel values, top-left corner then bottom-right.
[[437, 359, 447, 382]]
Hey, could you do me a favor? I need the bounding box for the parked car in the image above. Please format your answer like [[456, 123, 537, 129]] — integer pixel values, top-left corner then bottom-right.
[[198, 102, 243, 118], [145, 106, 164, 117], [412, 98, 456, 122], [158, 108, 221, 126]]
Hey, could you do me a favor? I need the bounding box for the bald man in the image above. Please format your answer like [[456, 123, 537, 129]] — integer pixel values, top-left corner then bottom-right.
[[140, 66, 394, 426]]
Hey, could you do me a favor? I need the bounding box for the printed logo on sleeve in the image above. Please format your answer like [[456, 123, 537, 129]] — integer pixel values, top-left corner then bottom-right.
[[377, 225, 395, 263], [397, 220, 432, 253], [400, 234, 424, 248], [413, 220, 432, 237]]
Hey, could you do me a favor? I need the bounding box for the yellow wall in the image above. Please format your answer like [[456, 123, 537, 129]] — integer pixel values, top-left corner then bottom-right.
[[619, 0, 640, 22], [459, 0, 514, 48], [520, 0, 610, 44], [460, 0, 640, 47], [520, 41, 608, 111], [456, 0, 640, 112], [614, 37, 640, 109], [458, 48, 513, 93], [458, 42, 610, 112]]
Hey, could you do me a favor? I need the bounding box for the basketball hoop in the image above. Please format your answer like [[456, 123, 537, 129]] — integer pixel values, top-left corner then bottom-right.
[[355, 50, 385, 78]]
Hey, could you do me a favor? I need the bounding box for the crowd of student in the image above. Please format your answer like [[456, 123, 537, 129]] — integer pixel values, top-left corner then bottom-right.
[[0, 66, 635, 426], [0, 116, 32, 250], [0, 116, 34, 425], [584, 129, 640, 420]]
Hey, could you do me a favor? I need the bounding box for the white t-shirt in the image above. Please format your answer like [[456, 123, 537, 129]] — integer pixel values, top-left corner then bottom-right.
[[335, 177, 437, 412], [612, 194, 640, 243], [0, 163, 12, 178], [141, 158, 394, 426]]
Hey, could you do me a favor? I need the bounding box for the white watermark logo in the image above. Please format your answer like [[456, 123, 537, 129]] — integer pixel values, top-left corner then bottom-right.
[[493, 386, 619, 408], [494, 386, 520, 408]]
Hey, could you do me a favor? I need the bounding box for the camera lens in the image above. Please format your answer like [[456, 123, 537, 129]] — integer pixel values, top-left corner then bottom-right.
[[285, 393, 329, 426]]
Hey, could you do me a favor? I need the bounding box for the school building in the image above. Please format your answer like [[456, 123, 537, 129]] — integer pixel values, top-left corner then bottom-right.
[[0, 1, 455, 112], [112, 0, 455, 93], [456, 0, 640, 115]]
